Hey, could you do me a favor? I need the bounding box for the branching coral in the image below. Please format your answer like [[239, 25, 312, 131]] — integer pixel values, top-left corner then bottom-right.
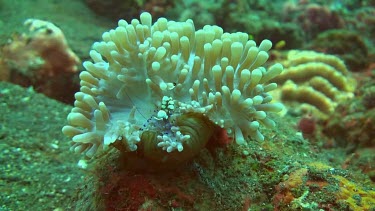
[[272, 50, 355, 117], [62, 12, 284, 165]]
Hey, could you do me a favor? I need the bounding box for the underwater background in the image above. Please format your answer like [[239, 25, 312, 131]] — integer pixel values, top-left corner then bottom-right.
[[0, 0, 374, 210]]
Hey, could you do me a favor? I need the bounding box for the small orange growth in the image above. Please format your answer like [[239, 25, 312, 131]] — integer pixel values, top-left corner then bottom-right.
[[305, 180, 329, 189], [273, 168, 308, 207]]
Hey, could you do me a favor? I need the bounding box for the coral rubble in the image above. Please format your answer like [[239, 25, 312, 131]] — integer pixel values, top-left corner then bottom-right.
[[0, 19, 80, 103]]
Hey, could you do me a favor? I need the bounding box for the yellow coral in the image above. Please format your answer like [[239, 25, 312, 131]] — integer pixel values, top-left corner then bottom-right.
[[307, 161, 333, 171], [281, 81, 335, 114], [333, 175, 375, 210], [272, 50, 355, 117]]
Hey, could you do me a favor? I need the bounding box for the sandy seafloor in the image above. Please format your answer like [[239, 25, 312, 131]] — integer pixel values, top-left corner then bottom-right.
[[0, 82, 80, 210]]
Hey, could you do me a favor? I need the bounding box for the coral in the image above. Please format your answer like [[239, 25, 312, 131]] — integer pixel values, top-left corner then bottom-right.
[[333, 175, 375, 210], [85, 0, 175, 21], [254, 22, 304, 50], [0, 19, 80, 103], [345, 6, 375, 45], [271, 50, 355, 118], [340, 148, 375, 182], [84, 0, 141, 21], [283, 2, 344, 40], [223, 1, 304, 49], [272, 163, 331, 210], [167, 0, 223, 29], [322, 80, 375, 148], [362, 84, 375, 109], [273, 161, 375, 210], [62, 12, 284, 166], [143, 0, 175, 18], [166, 1, 304, 49], [308, 29, 370, 71]]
